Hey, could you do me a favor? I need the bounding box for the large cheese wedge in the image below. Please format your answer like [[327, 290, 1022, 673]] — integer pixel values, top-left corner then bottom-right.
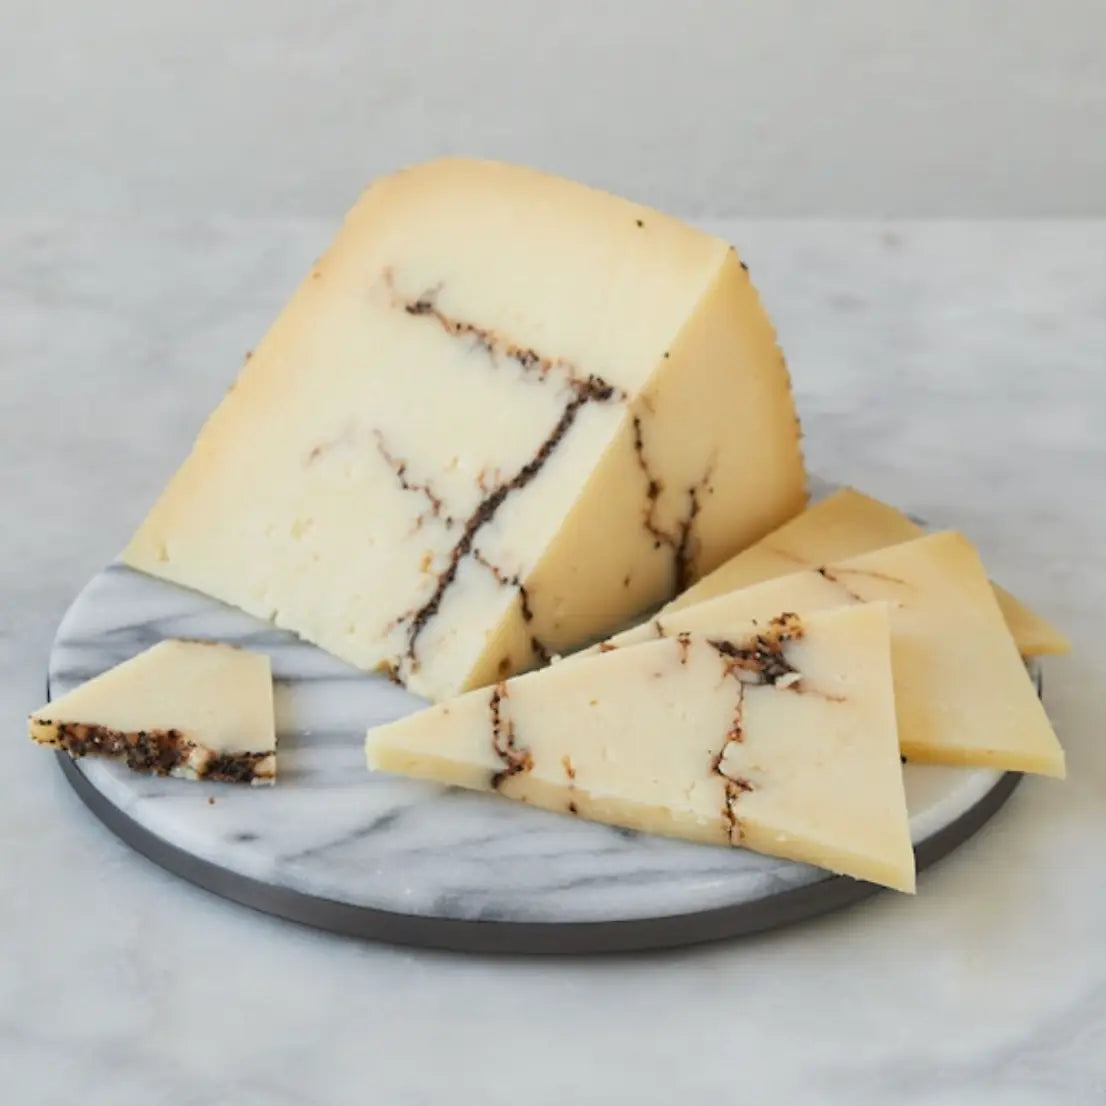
[[368, 604, 914, 892], [592, 531, 1065, 776], [29, 640, 276, 784], [668, 487, 1068, 656], [122, 158, 805, 701]]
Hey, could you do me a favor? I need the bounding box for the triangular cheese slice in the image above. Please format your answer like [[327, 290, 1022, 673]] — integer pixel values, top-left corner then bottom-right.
[[668, 487, 1069, 656], [593, 531, 1064, 777], [368, 604, 914, 892], [122, 157, 804, 702], [30, 640, 276, 784]]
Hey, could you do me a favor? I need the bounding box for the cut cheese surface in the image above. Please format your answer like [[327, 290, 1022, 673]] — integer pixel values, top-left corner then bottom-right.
[[29, 640, 276, 784], [123, 157, 805, 701], [594, 531, 1065, 777], [367, 604, 914, 892], [668, 487, 1069, 656]]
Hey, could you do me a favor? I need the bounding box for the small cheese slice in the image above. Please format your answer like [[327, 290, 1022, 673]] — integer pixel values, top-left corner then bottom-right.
[[29, 640, 276, 784], [592, 531, 1065, 777], [668, 487, 1069, 656], [122, 157, 805, 702], [367, 604, 914, 892]]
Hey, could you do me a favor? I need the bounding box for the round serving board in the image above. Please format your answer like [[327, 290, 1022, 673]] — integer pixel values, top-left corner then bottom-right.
[[47, 497, 1029, 954]]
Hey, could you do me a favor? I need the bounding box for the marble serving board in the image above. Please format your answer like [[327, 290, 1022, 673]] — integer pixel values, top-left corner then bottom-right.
[[46, 554, 1028, 954]]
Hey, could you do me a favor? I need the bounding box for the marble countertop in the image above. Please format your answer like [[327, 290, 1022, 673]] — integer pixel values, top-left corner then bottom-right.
[[3, 217, 1104, 1105]]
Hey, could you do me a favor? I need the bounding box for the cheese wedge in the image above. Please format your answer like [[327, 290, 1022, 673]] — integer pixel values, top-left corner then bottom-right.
[[30, 640, 276, 784], [668, 487, 1069, 656], [592, 531, 1065, 776], [368, 604, 914, 892], [122, 158, 805, 701]]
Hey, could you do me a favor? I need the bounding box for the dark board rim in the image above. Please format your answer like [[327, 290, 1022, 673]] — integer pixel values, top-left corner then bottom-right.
[[55, 750, 1023, 955]]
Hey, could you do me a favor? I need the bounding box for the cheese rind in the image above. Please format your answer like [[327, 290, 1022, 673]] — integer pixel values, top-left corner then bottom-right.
[[367, 604, 914, 892], [122, 158, 804, 701], [591, 531, 1065, 777], [29, 640, 276, 784], [668, 487, 1069, 656]]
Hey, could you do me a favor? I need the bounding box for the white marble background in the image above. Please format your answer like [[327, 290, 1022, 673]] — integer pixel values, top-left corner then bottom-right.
[[3, 218, 1105, 1104]]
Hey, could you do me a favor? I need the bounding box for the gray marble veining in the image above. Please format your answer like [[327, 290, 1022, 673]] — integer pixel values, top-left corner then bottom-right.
[[49, 559, 1004, 925]]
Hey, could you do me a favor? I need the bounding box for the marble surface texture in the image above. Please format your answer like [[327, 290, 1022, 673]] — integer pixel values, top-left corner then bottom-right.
[[3, 217, 1105, 1104], [48, 557, 1008, 929]]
